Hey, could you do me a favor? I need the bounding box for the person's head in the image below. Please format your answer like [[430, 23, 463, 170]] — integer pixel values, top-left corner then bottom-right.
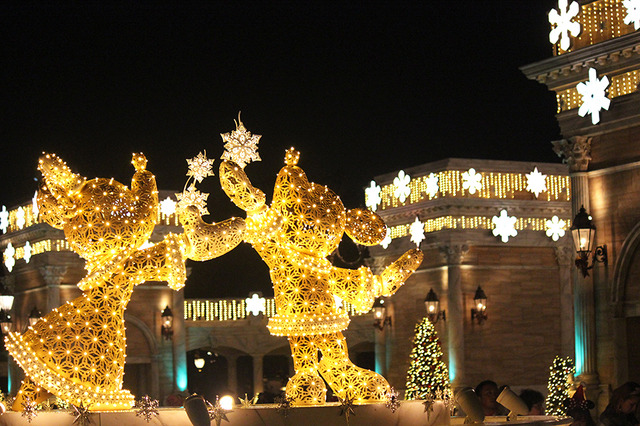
[[609, 382, 640, 415], [476, 380, 499, 412], [520, 389, 545, 415]]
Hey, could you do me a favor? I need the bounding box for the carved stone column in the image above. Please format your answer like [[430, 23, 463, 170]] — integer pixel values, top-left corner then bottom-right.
[[251, 354, 264, 394], [228, 355, 238, 396], [38, 265, 67, 312], [555, 244, 575, 358], [440, 244, 468, 389], [552, 136, 599, 387], [172, 290, 188, 392]]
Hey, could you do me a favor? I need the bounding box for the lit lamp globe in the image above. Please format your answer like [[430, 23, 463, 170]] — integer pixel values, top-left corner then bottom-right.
[[372, 298, 386, 320], [570, 205, 596, 259], [473, 286, 487, 313], [0, 293, 14, 312], [424, 288, 439, 315], [194, 354, 205, 370], [0, 310, 12, 334]]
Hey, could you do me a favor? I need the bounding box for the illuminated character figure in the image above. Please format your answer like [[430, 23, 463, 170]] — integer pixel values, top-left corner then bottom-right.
[[219, 147, 423, 405], [5, 153, 244, 410]]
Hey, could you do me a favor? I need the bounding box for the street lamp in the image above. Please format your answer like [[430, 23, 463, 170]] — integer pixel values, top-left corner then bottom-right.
[[0, 289, 14, 334], [372, 298, 391, 331], [161, 305, 174, 340], [471, 286, 488, 324], [424, 288, 446, 323], [28, 307, 41, 328], [570, 205, 608, 277]]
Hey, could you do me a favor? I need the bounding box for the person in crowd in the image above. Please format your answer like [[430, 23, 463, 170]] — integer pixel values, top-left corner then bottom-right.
[[565, 385, 595, 426], [599, 382, 640, 426], [520, 389, 545, 415], [476, 380, 509, 416]]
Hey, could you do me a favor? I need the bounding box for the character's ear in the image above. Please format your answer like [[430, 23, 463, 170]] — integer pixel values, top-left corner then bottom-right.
[[36, 184, 67, 229], [345, 208, 387, 246], [37, 153, 86, 228]]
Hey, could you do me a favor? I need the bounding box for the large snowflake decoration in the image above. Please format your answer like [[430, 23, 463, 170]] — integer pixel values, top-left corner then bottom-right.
[[462, 168, 482, 195], [549, 0, 580, 51], [176, 186, 210, 216], [339, 394, 356, 424], [546, 216, 567, 241], [21, 397, 38, 423], [159, 196, 177, 217], [525, 167, 547, 198], [393, 170, 411, 203], [409, 217, 425, 247], [23, 241, 32, 264], [135, 395, 159, 423], [577, 68, 610, 125], [425, 173, 439, 198], [220, 115, 262, 169], [32, 191, 39, 219], [70, 403, 92, 426], [365, 180, 382, 212], [4, 243, 15, 272], [623, 0, 640, 30], [492, 209, 518, 243], [16, 206, 25, 230], [187, 151, 215, 183], [385, 387, 401, 413], [245, 293, 266, 316], [0, 205, 8, 233], [380, 228, 392, 249]]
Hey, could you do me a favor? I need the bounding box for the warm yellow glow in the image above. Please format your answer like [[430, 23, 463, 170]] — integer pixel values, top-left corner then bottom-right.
[[219, 395, 235, 410], [7, 153, 244, 411], [219, 147, 423, 405]]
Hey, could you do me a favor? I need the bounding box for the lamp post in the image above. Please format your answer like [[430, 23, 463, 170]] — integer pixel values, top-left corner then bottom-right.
[[161, 305, 174, 340], [471, 286, 487, 324], [570, 205, 607, 277], [424, 288, 446, 323]]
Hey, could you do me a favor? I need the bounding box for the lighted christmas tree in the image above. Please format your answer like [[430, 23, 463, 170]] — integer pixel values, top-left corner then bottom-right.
[[405, 317, 451, 400], [546, 356, 575, 415]]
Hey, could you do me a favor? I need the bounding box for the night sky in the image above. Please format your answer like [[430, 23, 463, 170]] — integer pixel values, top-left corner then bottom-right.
[[1, 1, 563, 298]]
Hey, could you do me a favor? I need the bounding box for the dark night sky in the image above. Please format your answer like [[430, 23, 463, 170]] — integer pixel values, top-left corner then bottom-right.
[[0, 1, 563, 298]]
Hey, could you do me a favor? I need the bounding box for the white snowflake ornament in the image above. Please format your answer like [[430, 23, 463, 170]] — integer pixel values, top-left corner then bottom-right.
[[409, 217, 425, 247], [24, 241, 32, 264], [393, 170, 411, 203], [526, 167, 547, 198], [546, 216, 567, 241], [492, 209, 518, 243], [577, 68, 610, 125], [4, 243, 15, 272], [159, 197, 177, 217], [365, 180, 382, 212], [186, 151, 215, 183], [32, 191, 39, 219], [245, 293, 266, 316], [549, 0, 581, 51], [176, 186, 210, 216], [220, 114, 262, 169], [462, 168, 483, 195], [425, 173, 439, 198], [380, 228, 392, 249], [623, 0, 640, 30], [0, 206, 8, 233]]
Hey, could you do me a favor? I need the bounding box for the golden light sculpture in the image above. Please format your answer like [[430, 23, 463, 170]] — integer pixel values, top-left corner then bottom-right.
[[220, 142, 423, 406], [6, 152, 244, 411]]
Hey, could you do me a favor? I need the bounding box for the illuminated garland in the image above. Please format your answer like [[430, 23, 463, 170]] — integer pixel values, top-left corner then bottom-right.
[[556, 69, 640, 113], [219, 123, 423, 406], [7, 152, 244, 411]]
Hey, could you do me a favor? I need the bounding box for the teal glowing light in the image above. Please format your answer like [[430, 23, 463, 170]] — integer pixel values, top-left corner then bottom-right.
[[449, 358, 456, 382], [574, 331, 584, 376], [176, 361, 188, 391]]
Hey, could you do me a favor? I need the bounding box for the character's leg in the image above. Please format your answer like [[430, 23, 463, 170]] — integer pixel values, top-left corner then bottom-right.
[[317, 332, 390, 403], [12, 377, 53, 411], [286, 335, 327, 405]]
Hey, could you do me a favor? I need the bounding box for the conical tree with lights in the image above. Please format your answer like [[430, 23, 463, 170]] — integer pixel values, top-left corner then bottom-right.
[[405, 317, 451, 400], [546, 356, 575, 415]]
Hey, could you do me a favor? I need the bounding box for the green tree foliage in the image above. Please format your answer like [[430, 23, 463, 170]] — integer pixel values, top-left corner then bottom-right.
[[546, 356, 575, 415]]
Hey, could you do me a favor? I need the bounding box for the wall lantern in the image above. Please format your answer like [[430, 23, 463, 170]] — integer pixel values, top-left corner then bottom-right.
[[0, 288, 14, 334], [570, 205, 608, 277], [424, 288, 446, 324], [28, 307, 41, 328], [471, 286, 488, 324], [193, 352, 205, 370], [161, 305, 174, 340], [372, 298, 391, 331]]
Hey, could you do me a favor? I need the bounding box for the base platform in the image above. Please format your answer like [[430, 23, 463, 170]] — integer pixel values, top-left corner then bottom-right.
[[0, 401, 573, 425]]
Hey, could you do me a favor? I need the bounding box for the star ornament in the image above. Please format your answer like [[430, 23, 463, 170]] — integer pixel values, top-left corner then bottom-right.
[[21, 397, 38, 423], [339, 394, 356, 424], [623, 0, 640, 30], [187, 151, 215, 183], [549, 0, 580, 51], [220, 115, 262, 169], [207, 397, 231, 426], [385, 387, 401, 413], [525, 167, 547, 198], [577, 68, 610, 125], [365, 180, 382, 212], [492, 209, 518, 243], [70, 403, 92, 426], [238, 393, 258, 408]]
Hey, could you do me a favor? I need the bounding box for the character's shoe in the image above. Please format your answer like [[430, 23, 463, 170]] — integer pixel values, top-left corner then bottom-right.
[[12, 378, 52, 411], [286, 370, 327, 405], [319, 359, 390, 404]]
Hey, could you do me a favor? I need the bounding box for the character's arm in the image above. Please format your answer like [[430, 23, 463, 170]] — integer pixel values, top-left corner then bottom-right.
[[123, 233, 188, 290], [179, 206, 245, 261], [130, 153, 159, 219], [327, 248, 423, 313]]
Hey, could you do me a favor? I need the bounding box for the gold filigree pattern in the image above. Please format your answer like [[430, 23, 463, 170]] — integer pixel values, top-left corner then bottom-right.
[[7, 153, 244, 411], [219, 145, 423, 406]]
